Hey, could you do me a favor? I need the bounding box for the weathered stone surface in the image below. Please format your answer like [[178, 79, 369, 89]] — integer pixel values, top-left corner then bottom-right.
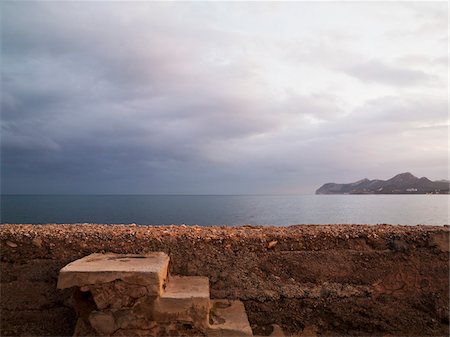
[[88, 307, 159, 335], [430, 232, 449, 252], [253, 324, 286, 337], [114, 308, 156, 330], [89, 284, 133, 310], [73, 318, 98, 337], [57, 253, 169, 295], [154, 276, 210, 329], [112, 328, 155, 337], [4, 224, 447, 337], [88, 280, 149, 310], [132, 296, 157, 319], [89, 310, 116, 335], [208, 300, 252, 337], [269, 324, 285, 337], [6, 240, 18, 248], [32, 237, 43, 248], [1, 280, 61, 310], [111, 322, 205, 337]]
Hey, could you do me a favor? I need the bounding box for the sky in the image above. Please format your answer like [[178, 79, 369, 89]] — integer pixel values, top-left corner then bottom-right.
[[1, 1, 448, 194]]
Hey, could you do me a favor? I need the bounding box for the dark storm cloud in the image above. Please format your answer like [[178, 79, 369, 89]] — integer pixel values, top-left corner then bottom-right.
[[1, 1, 448, 194]]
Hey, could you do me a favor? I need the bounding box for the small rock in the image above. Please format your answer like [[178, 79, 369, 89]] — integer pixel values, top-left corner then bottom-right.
[[6, 241, 17, 248], [270, 324, 285, 337], [390, 238, 409, 252], [300, 325, 318, 337], [89, 311, 116, 335], [430, 232, 449, 252], [32, 237, 43, 248], [264, 289, 277, 300], [267, 240, 278, 249]]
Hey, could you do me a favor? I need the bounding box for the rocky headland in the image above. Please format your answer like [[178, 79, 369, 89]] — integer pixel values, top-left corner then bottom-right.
[[316, 172, 450, 194]]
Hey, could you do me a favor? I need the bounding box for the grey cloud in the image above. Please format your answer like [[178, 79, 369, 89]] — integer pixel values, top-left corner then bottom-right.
[[434, 55, 449, 67], [225, 93, 448, 184], [350, 95, 448, 126], [395, 54, 448, 69], [1, 130, 61, 152], [1, 1, 448, 194], [384, 1, 447, 38], [342, 59, 437, 86], [282, 93, 345, 120]]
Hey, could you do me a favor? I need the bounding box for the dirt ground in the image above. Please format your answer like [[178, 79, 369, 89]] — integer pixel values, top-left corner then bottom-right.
[[1, 224, 449, 336]]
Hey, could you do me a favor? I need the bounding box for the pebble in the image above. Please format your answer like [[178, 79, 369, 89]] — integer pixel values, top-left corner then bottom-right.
[[6, 241, 18, 248], [268, 240, 278, 249], [32, 237, 43, 248]]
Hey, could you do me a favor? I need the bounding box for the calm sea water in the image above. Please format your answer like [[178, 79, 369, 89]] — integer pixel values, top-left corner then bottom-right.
[[0, 194, 448, 226]]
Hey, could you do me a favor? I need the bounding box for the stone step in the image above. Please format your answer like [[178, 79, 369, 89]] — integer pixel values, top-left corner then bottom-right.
[[57, 252, 170, 296], [208, 300, 253, 337], [153, 276, 210, 330]]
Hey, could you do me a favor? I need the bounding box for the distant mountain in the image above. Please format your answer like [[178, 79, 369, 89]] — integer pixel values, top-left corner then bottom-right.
[[316, 172, 450, 195]]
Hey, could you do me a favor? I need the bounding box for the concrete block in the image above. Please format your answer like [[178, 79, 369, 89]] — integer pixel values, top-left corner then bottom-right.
[[154, 276, 210, 329], [208, 300, 252, 337], [57, 253, 169, 296]]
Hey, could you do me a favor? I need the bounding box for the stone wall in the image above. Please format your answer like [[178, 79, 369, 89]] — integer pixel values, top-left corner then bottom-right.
[[1, 224, 449, 336]]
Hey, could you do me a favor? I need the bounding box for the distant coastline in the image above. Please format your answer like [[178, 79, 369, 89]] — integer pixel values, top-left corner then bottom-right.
[[316, 172, 450, 195]]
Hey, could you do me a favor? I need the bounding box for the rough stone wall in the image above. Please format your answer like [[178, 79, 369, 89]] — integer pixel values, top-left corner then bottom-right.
[[1, 224, 449, 336]]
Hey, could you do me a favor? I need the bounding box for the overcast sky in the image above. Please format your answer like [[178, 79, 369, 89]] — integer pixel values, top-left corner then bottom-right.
[[1, 1, 448, 194]]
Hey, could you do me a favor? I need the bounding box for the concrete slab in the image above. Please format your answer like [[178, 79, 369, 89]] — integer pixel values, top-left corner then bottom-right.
[[57, 253, 169, 295], [161, 275, 210, 299], [153, 276, 210, 329], [208, 300, 253, 337]]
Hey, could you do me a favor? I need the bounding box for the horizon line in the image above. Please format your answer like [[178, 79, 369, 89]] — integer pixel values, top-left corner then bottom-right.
[[0, 193, 315, 196]]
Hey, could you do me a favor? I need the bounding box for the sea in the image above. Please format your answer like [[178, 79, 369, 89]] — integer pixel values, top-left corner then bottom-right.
[[0, 194, 448, 226]]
